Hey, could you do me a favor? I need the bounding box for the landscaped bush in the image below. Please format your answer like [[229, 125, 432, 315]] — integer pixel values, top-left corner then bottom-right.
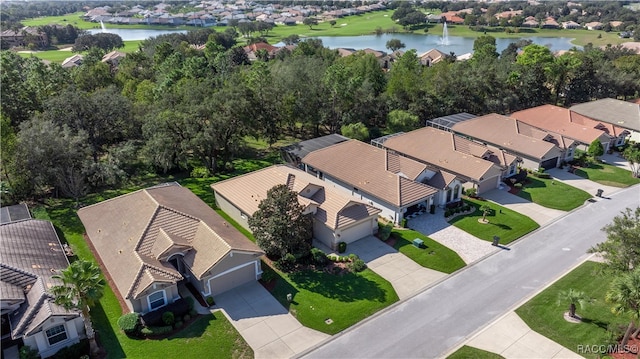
[[141, 325, 173, 336], [19, 346, 39, 359], [141, 298, 190, 327], [338, 241, 347, 253], [401, 218, 407, 228], [348, 253, 358, 260], [162, 311, 175, 326], [378, 222, 393, 241], [183, 314, 191, 322], [465, 188, 477, 197], [348, 259, 367, 272], [444, 209, 452, 217], [190, 166, 211, 178], [52, 339, 89, 359], [310, 247, 328, 265], [175, 320, 183, 328], [327, 254, 338, 261], [189, 309, 197, 317], [206, 296, 215, 306], [275, 253, 296, 271], [117, 312, 140, 335]]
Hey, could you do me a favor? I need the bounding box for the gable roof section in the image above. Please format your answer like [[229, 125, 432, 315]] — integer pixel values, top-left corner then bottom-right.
[[1, 220, 79, 338], [78, 184, 263, 301], [570, 98, 640, 132], [212, 165, 380, 230], [451, 114, 559, 160], [383, 127, 504, 182], [511, 105, 612, 145], [302, 140, 438, 207]]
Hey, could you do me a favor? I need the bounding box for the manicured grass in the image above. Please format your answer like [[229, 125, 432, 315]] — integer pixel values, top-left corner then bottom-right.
[[515, 261, 628, 359], [447, 345, 505, 359], [450, 198, 539, 245], [18, 40, 142, 63], [391, 229, 465, 274], [21, 13, 192, 31], [574, 162, 640, 188], [516, 176, 592, 211], [266, 265, 398, 335]]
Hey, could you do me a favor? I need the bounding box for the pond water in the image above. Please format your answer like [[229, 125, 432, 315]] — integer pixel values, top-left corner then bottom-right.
[[91, 27, 581, 54]]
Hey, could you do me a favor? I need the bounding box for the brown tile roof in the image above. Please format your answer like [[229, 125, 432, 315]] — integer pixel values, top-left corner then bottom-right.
[[1, 220, 79, 338], [570, 98, 640, 133], [302, 140, 438, 207], [78, 184, 263, 301], [383, 127, 504, 182], [426, 170, 457, 190], [212, 165, 380, 230], [452, 114, 560, 160], [511, 105, 612, 145]]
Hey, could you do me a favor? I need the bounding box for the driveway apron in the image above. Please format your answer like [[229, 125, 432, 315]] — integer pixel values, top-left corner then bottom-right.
[[215, 282, 329, 359]]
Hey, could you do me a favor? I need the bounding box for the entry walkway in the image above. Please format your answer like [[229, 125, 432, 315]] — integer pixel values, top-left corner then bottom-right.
[[408, 209, 498, 264], [314, 236, 447, 300], [465, 312, 584, 359], [483, 188, 566, 226], [547, 168, 621, 197], [214, 282, 329, 359]]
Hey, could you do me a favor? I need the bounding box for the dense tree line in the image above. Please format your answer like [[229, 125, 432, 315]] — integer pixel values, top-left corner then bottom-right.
[[1, 26, 640, 205]]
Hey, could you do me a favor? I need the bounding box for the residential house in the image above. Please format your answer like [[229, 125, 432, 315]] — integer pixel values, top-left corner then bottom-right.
[[302, 140, 439, 224], [78, 183, 264, 315], [585, 21, 603, 30], [61, 54, 83, 68], [495, 10, 523, 19], [242, 42, 279, 61], [212, 165, 381, 250], [418, 48, 448, 67], [511, 104, 620, 152], [451, 114, 565, 170], [440, 11, 465, 24], [522, 17, 540, 28], [376, 127, 517, 195], [101, 50, 126, 67], [281, 134, 349, 167], [0, 27, 48, 48], [542, 17, 560, 29], [562, 21, 581, 29], [1, 204, 86, 359], [570, 98, 640, 143]]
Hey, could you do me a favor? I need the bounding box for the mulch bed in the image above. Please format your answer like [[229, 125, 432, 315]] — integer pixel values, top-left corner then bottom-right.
[[610, 336, 640, 359]]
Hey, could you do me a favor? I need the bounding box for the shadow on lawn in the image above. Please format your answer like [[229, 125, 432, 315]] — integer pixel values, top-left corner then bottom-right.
[[289, 270, 388, 303], [92, 302, 125, 359], [580, 317, 609, 331], [489, 222, 512, 230], [168, 313, 214, 340]]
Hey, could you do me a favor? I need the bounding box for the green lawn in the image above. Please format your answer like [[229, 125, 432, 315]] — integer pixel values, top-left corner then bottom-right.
[[391, 229, 465, 274], [18, 40, 142, 63], [450, 198, 539, 245], [574, 162, 640, 188], [265, 265, 398, 335], [516, 176, 592, 211], [447, 345, 505, 359], [515, 261, 628, 359]]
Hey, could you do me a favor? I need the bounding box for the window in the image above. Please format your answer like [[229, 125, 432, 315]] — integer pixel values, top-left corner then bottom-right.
[[46, 324, 67, 346], [148, 290, 166, 311], [509, 164, 516, 175], [318, 171, 324, 180], [566, 147, 573, 158], [453, 185, 460, 200]]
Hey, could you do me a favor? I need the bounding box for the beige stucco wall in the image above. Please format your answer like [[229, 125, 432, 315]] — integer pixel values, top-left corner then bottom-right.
[[214, 192, 251, 231], [24, 315, 84, 358], [130, 283, 180, 314]]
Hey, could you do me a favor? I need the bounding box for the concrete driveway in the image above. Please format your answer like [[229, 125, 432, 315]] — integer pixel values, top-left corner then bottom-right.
[[408, 210, 498, 264], [482, 188, 566, 226], [314, 236, 447, 300], [547, 168, 621, 197], [465, 312, 584, 359], [214, 282, 329, 359], [600, 152, 632, 172]]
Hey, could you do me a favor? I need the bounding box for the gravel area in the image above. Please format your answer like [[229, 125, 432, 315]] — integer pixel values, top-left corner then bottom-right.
[[407, 210, 498, 265]]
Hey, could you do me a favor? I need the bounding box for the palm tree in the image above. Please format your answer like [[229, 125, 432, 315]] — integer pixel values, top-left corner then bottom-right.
[[480, 205, 491, 222], [605, 268, 640, 347], [557, 288, 587, 319], [50, 260, 106, 356]]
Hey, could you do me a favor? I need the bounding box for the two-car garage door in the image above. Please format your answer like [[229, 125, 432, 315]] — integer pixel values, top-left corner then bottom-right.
[[208, 262, 257, 296], [540, 157, 559, 170], [339, 219, 375, 244]]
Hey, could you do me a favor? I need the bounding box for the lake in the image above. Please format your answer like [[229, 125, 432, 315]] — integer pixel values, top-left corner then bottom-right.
[[92, 27, 581, 54]]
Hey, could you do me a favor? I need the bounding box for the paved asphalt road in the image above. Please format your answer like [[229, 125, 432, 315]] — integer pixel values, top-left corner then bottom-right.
[[300, 186, 640, 359]]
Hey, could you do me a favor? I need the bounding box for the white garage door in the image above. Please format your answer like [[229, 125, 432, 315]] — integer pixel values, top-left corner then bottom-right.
[[339, 220, 373, 244], [208, 262, 256, 296]]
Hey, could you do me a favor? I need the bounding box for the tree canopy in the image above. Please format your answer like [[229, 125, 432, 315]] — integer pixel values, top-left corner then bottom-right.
[[589, 207, 640, 273]]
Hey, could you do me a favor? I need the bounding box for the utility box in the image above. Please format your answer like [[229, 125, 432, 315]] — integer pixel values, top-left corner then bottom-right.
[[413, 238, 424, 248]]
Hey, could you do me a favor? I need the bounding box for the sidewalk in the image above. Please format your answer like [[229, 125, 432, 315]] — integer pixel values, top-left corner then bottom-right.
[[483, 188, 566, 226], [465, 312, 584, 359], [547, 168, 621, 198], [314, 236, 447, 299]]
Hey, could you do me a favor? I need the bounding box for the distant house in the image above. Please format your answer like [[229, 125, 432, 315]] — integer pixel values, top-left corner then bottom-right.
[[101, 50, 126, 67], [522, 16, 540, 28], [1, 204, 86, 359], [451, 114, 566, 170], [440, 11, 465, 24], [61, 54, 83, 68], [302, 140, 439, 224], [495, 10, 523, 19], [376, 127, 517, 195], [609, 21, 623, 30], [541, 17, 560, 29], [562, 21, 581, 29], [0, 27, 48, 48], [511, 104, 621, 152], [212, 165, 381, 250], [418, 48, 448, 67], [78, 183, 264, 314], [585, 21, 603, 30], [570, 98, 640, 143], [242, 42, 279, 61]]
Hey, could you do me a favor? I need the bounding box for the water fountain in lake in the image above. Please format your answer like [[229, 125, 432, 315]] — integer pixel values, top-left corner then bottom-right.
[[100, 20, 107, 33], [439, 22, 450, 46]]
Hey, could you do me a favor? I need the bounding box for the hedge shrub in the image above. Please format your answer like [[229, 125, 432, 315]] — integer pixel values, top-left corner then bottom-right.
[[338, 241, 347, 253], [348, 259, 367, 272], [141, 325, 173, 336], [162, 311, 175, 326], [206, 296, 215, 306], [52, 339, 89, 359], [310, 247, 328, 265], [117, 313, 140, 335]]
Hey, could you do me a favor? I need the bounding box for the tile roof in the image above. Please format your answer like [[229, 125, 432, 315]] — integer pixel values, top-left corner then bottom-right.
[[452, 114, 559, 160], [212, 165, 380, 230], [511, 105, 612, 145], [77, 184, 263, 301], [570, 98, 640, 133], [383, 127, 505, 182], [302, 140, 438, 207], [1, 220, 79, 338]]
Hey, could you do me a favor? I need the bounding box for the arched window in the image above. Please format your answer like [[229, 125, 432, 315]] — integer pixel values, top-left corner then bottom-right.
[[446, 187, 452, 202], [453, 185, 460, 199]]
